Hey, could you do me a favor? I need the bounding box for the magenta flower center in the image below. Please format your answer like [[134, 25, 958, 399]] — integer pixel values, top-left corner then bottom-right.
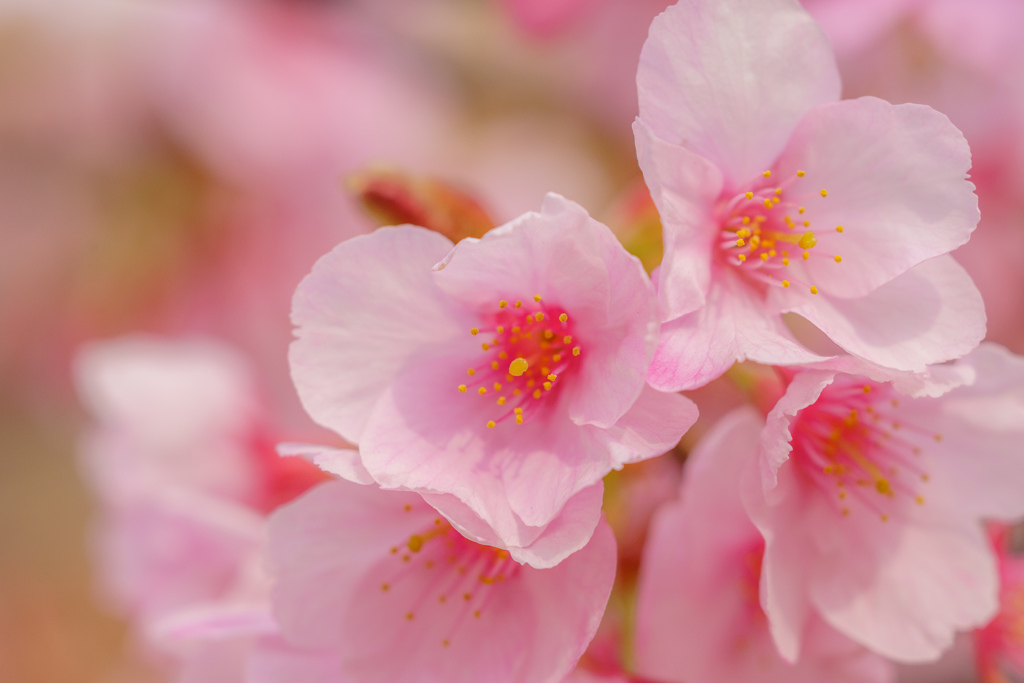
[[380, 509, 522, 648], [789, 378, 940, 522], [717, 169, 844, 296], [456, 295, 582, 430]]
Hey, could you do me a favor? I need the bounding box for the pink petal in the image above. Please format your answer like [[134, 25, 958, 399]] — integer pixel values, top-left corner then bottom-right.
[[433, 193, 657, 428], [423, 484, 604, 569], [289, 226, 463, 444], [778, 255, 986, 372], [637, 0, 840, 185], [811, 517, 998, 663], [596, 384, 698, 468], [773, 98, 979, 298], [276, 443, 374, 485], [890, 344, 1024, 521], [633, 119, 721, 322], [759, 370, 836, 489], [647, 268, 826, 391]]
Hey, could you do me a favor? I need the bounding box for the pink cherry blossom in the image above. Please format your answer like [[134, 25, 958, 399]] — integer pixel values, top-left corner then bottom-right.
[[635, 407, 894, 683], [975, 523, 1024, 683], [289, 193, 697, 567], [74, 335, 327, 637], [744, 344, 1024, 663], [636, 0, 984, 390], [265, 478, 617, 683]]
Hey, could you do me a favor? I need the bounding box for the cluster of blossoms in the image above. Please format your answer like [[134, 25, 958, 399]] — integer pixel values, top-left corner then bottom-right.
[[73, 0, 1024, 681]]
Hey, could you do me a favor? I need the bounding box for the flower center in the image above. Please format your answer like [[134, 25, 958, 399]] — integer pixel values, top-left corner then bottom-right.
[[456, 295, 582, 430], [790, 378, 939, 522], [718, 169, 844, 296], [380, 508, 521, 648]]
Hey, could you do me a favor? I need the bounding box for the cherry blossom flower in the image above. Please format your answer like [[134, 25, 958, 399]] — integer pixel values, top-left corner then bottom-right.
[[744, 344, 1024, 663], [635, 407, 894, 683], [265, 478, 617, 683], [289, 193, 697, 567], [635, 0, 984, 390]]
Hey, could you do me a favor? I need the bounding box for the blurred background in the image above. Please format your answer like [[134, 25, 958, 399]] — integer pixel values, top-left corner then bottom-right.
[[1, 0, 1022, 680]]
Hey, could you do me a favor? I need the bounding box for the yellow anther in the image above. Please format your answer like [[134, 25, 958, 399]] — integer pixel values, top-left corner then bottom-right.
[[775, 188, 782, 196], [572, 346, 581, 356], [782, 280, 790, 287], [514, 407, 523, 414], [880, 514, 889, 522], [810, 286, 819, 295], [834, 255, 842, 263], [820, 189, 828, 197], [916, 495, 925, 505], [558, 313, 568, 323], [763, 198, 773, 209], [509, 357, 529, 376], [738, 254, 747, 262], [515, 415, 523, 425], [499, 300, 508, 309], [547, 374, 557, 381], [543, 382, 552, 391], [534, 294, 542, 302], [763, 170, 772, 178], [491, 361, 499, 370], [798, 207, 805, 214], [470, 328, 479, 336], [486, 421, 496, 429], [782, 257, 790, 265], [803, 220, 810, 227], [535, 312, 545, 321], [515, 300, 522, 308], [563, 335, 572, 344], [760, 253, 769, 261], [876, 479, 892, 496], [381, 583, 390, 592], [442, 639, 450, 647], [543, 330, 554, 340], [736, 238, 745, 247], [769, 249, 776, 257], [836, 225, 844, 233], [478, 387, 487, 395], [408, 535, 424, 552], [798, 231, 817, 249], [802, 251, 810, 260], [493, 382, 502, 391], [745, 191, 754, 200], [498, 351, 508, 359], [458, 384, 468, 393], [737, 228, 750, 238], [406, 612, 415, 620], [512, 326, 520, 333], [467, 368, 475, 376], [552, 353, 562, 362], [742, 216, 751, 225], [533, 389, 542, 399], [482, 343, 490, 351], [512, 389, 521, 396], [496, 326, 504, 334], [497, 396, 506, 405]]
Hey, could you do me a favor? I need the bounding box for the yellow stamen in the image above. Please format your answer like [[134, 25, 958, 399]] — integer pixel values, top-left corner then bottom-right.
[[834, 255, 842, 263], [547, 374, 557, 381], [782, 280, 790, 287], [478, 387, 487, 395], [499, 300, 508, 309], [497, 396, 506, 405], [458, 384, 467, 393], [763, 170, 771, 178], [796, 170, 805, 177], [745, 191, 754, 200], [738, 254, 747, 262], [467, 368, 475, 376], [820, 189, 828, 197], [798, 231, 817, 249], [572, 346, 581, 356], [534, 294, 542, 302], [563, 335, 572, 344], [810, 286, 818, 295], [470, 328, 479, 336], [836, 225, 844, 233], [509, 358, 529, 376], [558, 313, 568, 323], [486, 421, 496, 429]]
